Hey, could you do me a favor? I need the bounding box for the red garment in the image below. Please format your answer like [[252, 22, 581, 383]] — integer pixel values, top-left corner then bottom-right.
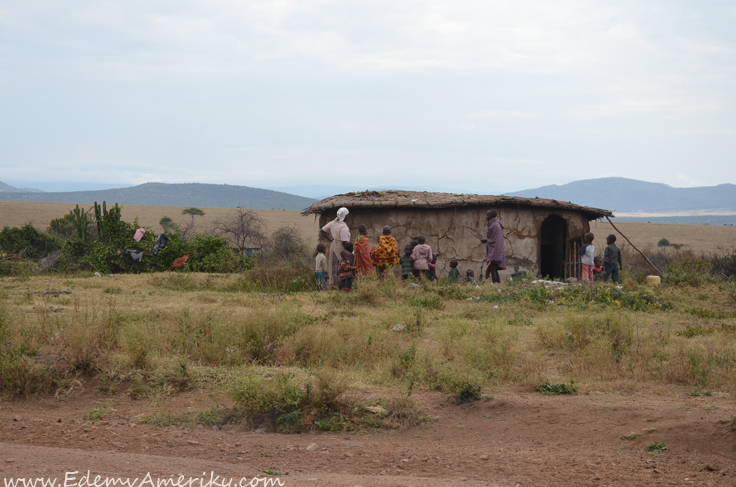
[[173, 255, 190, 269], [354, 235, 372, 276]]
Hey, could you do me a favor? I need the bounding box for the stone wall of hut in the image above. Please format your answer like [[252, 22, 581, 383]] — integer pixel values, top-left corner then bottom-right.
[[317, 206, 591, 280]]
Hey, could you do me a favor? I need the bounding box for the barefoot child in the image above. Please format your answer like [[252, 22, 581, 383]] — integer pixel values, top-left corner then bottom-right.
[[465, 269, 477, 284], [579, 232, 595, 282], [339, 249, 356, 292], [399, 245, 414, 280], [353, 224, 372, 277], [315, 243, 328, 291], [603, 234, 622, 282], [411, 235, 433, 279], [592, 256, 603, 281], [448, 259, 460, 282], [371, 225, 400, 276]]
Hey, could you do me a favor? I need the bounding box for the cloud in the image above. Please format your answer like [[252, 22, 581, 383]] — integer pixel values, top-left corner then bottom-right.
[[0, 0, 735, 191]]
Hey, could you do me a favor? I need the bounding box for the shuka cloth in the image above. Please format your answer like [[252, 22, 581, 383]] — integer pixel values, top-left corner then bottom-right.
[[353, 235, 372, 276], [371, 235, 399, 266], [486, 218, 506, 270], [322, 219, 351, 287]]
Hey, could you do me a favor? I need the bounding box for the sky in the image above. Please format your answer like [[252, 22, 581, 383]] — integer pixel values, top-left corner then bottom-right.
[[1, 1, 735, 194]]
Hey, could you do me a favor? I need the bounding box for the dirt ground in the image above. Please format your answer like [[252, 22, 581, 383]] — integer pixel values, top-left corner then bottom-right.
[[2, 386, 735, 487]]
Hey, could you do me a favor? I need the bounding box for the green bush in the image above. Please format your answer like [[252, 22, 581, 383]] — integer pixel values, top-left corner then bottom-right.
[[0, 224, 62, 259]]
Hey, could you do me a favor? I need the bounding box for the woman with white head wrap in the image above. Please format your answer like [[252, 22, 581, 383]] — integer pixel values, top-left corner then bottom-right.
[[320, 207, 351, 288]]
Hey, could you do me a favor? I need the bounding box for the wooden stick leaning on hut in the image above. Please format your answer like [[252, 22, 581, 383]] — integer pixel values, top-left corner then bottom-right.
[[605, 215, 664, 278]]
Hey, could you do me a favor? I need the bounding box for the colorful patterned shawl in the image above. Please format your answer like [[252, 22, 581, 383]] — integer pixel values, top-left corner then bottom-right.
[[371, 235, 400, 265]]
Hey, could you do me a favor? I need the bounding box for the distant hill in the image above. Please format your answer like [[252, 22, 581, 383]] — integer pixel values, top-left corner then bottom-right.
[[0, 181, 44, 193], [0, 182, 316, 210], [508, 178, 736, 213]]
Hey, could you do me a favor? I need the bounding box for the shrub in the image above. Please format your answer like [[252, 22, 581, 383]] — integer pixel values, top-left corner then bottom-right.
[[0, 224, 62, 259]]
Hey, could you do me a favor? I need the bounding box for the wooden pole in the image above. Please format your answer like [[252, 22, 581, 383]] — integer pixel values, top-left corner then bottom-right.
[[605, 215, 664, 278]]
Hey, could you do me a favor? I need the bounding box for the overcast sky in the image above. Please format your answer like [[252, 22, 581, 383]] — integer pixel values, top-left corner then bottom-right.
[[1, 1, 735, 194]]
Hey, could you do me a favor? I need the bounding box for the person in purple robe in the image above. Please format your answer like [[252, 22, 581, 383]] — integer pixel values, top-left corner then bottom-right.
[[480, 209, 506, 283]]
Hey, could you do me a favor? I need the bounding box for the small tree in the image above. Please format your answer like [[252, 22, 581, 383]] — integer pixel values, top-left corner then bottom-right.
[[159, 216, 178, 233], [658, 238, 670, 247], [182, 207, 205, 226], [271, 225, 307, 260], [212, 209, 270, 255]]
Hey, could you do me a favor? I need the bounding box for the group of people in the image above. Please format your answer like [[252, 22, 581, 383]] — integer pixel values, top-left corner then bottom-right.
[[314, 206, 621, 291], [579, 232, 622, 282], [314, 207, 509, 291]]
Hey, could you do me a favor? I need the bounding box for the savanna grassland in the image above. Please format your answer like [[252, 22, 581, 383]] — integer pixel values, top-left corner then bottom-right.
[[2, 272, 736, 484], [3, 200, 736, 253]]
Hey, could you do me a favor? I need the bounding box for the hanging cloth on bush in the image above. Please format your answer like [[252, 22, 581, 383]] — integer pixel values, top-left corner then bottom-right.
[[133, 228, 146, 242], [152, 234, 169, 255], [173, 254, 190, 269], [125, 249, 143, 262]]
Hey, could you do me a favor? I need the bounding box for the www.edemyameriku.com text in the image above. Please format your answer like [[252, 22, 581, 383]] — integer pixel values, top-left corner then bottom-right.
[[3, 471, 285, 487]]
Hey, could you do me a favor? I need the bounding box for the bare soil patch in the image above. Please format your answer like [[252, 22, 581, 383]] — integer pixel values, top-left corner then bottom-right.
[[2, 386, 735, 486]]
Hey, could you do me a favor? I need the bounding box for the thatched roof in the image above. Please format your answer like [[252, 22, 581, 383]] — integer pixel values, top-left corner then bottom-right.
[[303, 190, 613, 220]]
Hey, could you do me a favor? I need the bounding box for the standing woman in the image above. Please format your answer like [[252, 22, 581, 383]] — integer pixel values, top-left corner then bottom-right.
[[321, 207, 351, 288]]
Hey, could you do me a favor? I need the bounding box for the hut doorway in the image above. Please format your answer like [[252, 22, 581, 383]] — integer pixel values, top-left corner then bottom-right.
[[540, 215, 566, 279]]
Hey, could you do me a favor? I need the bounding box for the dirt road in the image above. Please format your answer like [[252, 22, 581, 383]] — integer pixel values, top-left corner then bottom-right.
[[1, 388, 735, 487]]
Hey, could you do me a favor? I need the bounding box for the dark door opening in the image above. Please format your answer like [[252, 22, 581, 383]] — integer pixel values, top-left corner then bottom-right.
[[540, 215, 566, 279]]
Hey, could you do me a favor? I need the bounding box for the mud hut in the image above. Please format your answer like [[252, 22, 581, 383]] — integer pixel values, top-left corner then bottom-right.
[[303, 191, 613, 280]]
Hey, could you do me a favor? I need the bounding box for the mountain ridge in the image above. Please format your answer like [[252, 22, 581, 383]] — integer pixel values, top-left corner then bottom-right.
[[0, 182, 316, 210], [507, 177, 736, 213]]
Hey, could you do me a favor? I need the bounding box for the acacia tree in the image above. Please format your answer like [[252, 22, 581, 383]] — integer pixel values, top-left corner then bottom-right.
[[182, 207, 205, 226], [212, 208, 270, 255]]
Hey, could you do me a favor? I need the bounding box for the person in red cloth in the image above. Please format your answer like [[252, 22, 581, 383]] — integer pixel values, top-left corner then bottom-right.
[[371, 225, 400, 276], [353, 224, 372, 277]]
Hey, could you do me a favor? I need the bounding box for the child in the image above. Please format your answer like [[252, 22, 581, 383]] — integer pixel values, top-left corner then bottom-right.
[[399, 245, 414, 280], [315, 243, 328, 291], [603, 234, 622, 282], [339, 249, 356, 292], [428, 254, 438, 281], [371, 225, 400, 276], [448, 259, 460, 282], [464, 269, 477, 284], [592, 256, 603, 281], [344, 241, 355, 266], [353, 224, 372, 277], [579, 232, 595, 282], [411, 235, 433, 279]]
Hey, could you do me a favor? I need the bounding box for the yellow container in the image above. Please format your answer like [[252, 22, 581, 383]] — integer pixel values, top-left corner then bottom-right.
[[646, 275, 661, 287]]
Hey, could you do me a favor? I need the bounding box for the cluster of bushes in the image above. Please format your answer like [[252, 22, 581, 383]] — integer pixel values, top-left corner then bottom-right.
[[0, 203, 315, 276], [622, 246, 736, 284]]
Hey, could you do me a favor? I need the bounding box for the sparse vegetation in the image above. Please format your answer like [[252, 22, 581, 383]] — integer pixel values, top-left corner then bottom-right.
[[646, 442, 668, 455], [535, 381, 578, 395]]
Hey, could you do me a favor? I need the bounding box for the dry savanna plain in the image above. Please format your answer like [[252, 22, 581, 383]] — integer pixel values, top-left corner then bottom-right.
[[2, 201, 736, 486]]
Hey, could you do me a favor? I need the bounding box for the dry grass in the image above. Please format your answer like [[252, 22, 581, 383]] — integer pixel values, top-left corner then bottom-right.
[[2, 272, 736, 405], [0, 201, 318, 246], [592, 220, 736, 253]]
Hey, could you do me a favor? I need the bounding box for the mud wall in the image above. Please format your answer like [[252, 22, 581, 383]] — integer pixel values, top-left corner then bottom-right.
[[317, 206, 591, 280]]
